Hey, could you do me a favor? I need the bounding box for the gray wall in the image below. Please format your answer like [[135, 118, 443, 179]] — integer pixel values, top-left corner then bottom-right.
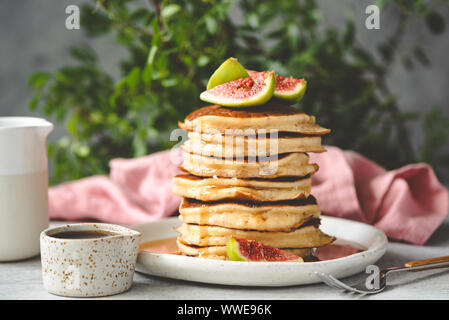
[[0, 0, 126, 139], [1, 0, 448, 171]]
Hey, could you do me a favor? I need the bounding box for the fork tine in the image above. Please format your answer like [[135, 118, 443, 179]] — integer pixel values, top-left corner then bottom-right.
[[326, 274, 366, 294], [315, 272, 382, 295], [323, 274, 348, 291], [315, 272, 345, 291], [316, 272, 365, 294], [317, 275, 336, 288], [315, 272, 336, 286], [325, 279, 345, 291], [323, 278, 344, 290]]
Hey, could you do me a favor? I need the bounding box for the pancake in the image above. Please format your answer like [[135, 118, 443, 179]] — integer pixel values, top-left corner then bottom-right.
[[182, 131, 326, 158], [178, 197, 320, 231], [176, 238, 312, 260], [176, 221, 336, 248], [179, 104, 330, 135], [181, 152, 318, 178], [172, 174, 312, 201]]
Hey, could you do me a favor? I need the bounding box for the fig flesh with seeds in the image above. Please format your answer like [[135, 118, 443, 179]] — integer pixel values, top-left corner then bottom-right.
[[226, 237, 303, 262], [200, 71, 276, 107]]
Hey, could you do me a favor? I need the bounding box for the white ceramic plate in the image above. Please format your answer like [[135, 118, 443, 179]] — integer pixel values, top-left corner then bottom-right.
[[132, 216, 387, 287]]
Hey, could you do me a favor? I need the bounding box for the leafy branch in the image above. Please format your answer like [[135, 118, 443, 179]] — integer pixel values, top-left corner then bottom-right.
[[28, 0, 449, 184]]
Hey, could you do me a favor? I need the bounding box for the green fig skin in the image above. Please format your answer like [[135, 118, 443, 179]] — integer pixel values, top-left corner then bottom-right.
[[206, 57, 250, 90], [226, 237, 247, 261], [273, 79, 307, 104]]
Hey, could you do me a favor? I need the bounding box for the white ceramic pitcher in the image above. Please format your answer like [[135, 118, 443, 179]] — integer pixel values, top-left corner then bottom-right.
[[0, 117, 53, 261]]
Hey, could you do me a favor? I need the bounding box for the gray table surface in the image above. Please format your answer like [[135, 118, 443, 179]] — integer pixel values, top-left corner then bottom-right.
[[1, 217, 449, 300]]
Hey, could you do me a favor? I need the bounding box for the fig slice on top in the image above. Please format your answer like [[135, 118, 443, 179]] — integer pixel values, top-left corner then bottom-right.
[[248, 70, 307, 104], [200, 71, 276, 107]]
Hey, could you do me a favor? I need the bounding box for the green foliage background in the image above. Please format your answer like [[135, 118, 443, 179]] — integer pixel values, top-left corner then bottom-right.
[[29, 0, 449, 185]]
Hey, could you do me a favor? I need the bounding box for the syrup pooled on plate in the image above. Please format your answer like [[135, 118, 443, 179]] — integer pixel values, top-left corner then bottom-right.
[[139, 237, 178, 254], [314, 240, 365, 261], [138, 237, 365, 261]]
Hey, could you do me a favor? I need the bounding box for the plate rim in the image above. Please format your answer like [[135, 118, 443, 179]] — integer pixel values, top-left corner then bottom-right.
[[131, 215, 388, 266]]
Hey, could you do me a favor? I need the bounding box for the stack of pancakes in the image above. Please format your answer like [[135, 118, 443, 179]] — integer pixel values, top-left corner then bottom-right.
[[172, 103, 335, 260]]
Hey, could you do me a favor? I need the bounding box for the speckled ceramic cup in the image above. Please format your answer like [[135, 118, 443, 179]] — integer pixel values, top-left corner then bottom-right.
[[40, 223, 141, 297]]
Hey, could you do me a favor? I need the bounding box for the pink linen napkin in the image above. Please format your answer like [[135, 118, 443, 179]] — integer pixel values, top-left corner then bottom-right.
[[49, 149, 183, 225], [309, 146, 448, 245], [49, 146, 448, 244]]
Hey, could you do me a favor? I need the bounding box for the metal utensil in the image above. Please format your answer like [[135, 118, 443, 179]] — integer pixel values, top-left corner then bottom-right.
[[315, 255, 449, 295]]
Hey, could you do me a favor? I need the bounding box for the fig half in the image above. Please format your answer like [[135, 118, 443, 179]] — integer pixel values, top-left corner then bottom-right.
[[248, 70, 307, 104], [200, 71, 276, 107], [226, 237, 303, 262]]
